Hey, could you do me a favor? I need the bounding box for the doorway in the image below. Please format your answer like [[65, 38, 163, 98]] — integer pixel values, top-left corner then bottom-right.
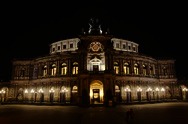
[[90, 80, 103, 104]]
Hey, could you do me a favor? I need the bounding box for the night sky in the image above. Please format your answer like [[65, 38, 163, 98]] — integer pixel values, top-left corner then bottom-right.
[[1, 2, 187, 81]]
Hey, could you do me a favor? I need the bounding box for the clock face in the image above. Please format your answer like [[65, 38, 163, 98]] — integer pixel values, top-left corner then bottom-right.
[[90, 42, 101, 52]]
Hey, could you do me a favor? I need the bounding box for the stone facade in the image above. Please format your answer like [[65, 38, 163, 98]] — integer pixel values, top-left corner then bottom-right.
[[1, 19, 187, 106]]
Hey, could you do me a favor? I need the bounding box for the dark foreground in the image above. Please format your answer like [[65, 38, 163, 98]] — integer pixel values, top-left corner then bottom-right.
[[0, 102, 188, 124]]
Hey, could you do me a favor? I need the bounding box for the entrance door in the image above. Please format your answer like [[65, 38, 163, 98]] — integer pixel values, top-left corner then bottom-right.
[[93, 89, 100, 103]]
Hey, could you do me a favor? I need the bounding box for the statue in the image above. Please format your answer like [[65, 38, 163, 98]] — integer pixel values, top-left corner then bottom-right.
[[88, 18, 102, 34]]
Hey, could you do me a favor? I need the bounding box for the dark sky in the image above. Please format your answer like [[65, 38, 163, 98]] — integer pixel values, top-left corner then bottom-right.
[[1, 2, 188, 81]]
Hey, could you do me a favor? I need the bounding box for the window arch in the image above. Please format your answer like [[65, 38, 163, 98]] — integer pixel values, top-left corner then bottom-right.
[[51, 64, 56, 76], [72, 62, 78, 75], [134, 63, 139, 75], [72, 86, 78, 93], [61, 63, 67, 75], [114, 62, 119, 74], [43, 65, 47, 76], [149, 65, 154, 75], [115, 85, 120, 92], [143, 64, 147, 76], [124, 62, 130, 74]]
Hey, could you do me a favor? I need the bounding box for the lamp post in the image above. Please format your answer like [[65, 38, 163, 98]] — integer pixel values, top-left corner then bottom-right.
[[137, 87, 142, 102], [49, 88, 55, 103], [182, 87, 188, 100], [124, 88, 131, 103], [24, 89, 28, 103], [146, 87, 152, 102], [161, 88, 165, 101], [60, 87, 68, 104], [30, 89, 35, 103], [156, 87, 159, 101], [38, 88, 44, 103], [0, 90, 5, 102]]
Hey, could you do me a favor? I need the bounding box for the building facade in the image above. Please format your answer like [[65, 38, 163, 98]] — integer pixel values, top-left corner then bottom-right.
[[1, 19, 188, 106]]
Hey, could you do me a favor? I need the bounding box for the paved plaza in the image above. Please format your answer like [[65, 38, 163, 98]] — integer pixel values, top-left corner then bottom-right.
[[0, 102, 188, 124]]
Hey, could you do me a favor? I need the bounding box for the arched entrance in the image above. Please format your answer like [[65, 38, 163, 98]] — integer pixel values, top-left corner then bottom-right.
[[90, 80, 103, 104]]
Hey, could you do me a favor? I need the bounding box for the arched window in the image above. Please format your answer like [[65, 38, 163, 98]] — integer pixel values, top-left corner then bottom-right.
[[72, 62, 78, 75], [143, 64, 147, 76], [124, 62, 130, 74], [163, 66, 167, 76], [149, 65, 153, 75], [61, 63, 67, 75], [114, 62, 119, 74], [134, 63, 139, 75], [51, 64, 56, 76], [43, 65, 47, 76], [72, 86, 78, 93], [115, 85, 120, 92]]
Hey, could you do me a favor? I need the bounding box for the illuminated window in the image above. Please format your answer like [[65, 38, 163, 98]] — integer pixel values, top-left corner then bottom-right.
[[72, 62, 78, 75], [115, 85, 120, 92], [114, 62, 119, 74], [61, 63, 67, 75], [143, 64, 147, 75], [51, 64, 56, 76], [134, 63, 139, 75], [124, 62, 130, 74], [72, 86, 78, 93], [149, 65, 153, 75], [43, 65, 47, 76]]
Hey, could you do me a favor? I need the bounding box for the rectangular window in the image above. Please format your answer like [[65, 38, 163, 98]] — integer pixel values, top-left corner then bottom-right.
[[116, 43, 119, 48], [52, 48, 55, 51], [58, 46, 61, 50], [123, 44, 126, 49], [63, 45, 66, 49], [70, 43, 73, 48]]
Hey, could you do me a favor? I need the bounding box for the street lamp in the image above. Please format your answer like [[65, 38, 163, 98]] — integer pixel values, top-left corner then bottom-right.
[[49, 88, 55, 103], [146, 87, 152, 101], [182, 87, 188, 100], [155, 87, 159, 101], [24, 89, 28, 102], [124, 87, 131, 103], [60, 87, 68, 104], [38, 88, 44, 103], [161, 88, 165, 100], [0, 89, 5, 102], [137, 87, 142, 102], [30, 89, 35, 102]]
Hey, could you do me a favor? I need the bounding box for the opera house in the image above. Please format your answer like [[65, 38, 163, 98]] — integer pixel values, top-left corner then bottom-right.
[[0, 19, 187, 106]]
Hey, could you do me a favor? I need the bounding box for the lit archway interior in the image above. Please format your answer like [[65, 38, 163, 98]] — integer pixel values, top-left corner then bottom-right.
[[90, 80, 103, 104]]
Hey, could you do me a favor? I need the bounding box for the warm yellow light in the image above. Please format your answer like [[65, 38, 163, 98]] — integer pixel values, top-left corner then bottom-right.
[[39, 88, 44, 93], [24, 89, 28, 93], [49, 88, 55, 93], [30, 89, 34, 93], [161, 88, 165, 92], [147, 87, 152, 91], [125, 87, 131, 92], [155, 87, 159, 91], [182, 87, 188, 91], [137, 87, 142, 92]]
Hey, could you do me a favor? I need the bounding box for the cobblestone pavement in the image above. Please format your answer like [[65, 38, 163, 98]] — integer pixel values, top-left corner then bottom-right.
[[0, 102, 188, 124]]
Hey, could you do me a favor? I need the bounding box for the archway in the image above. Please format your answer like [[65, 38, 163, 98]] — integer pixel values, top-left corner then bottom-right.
[[90, 80, 103, 104]]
